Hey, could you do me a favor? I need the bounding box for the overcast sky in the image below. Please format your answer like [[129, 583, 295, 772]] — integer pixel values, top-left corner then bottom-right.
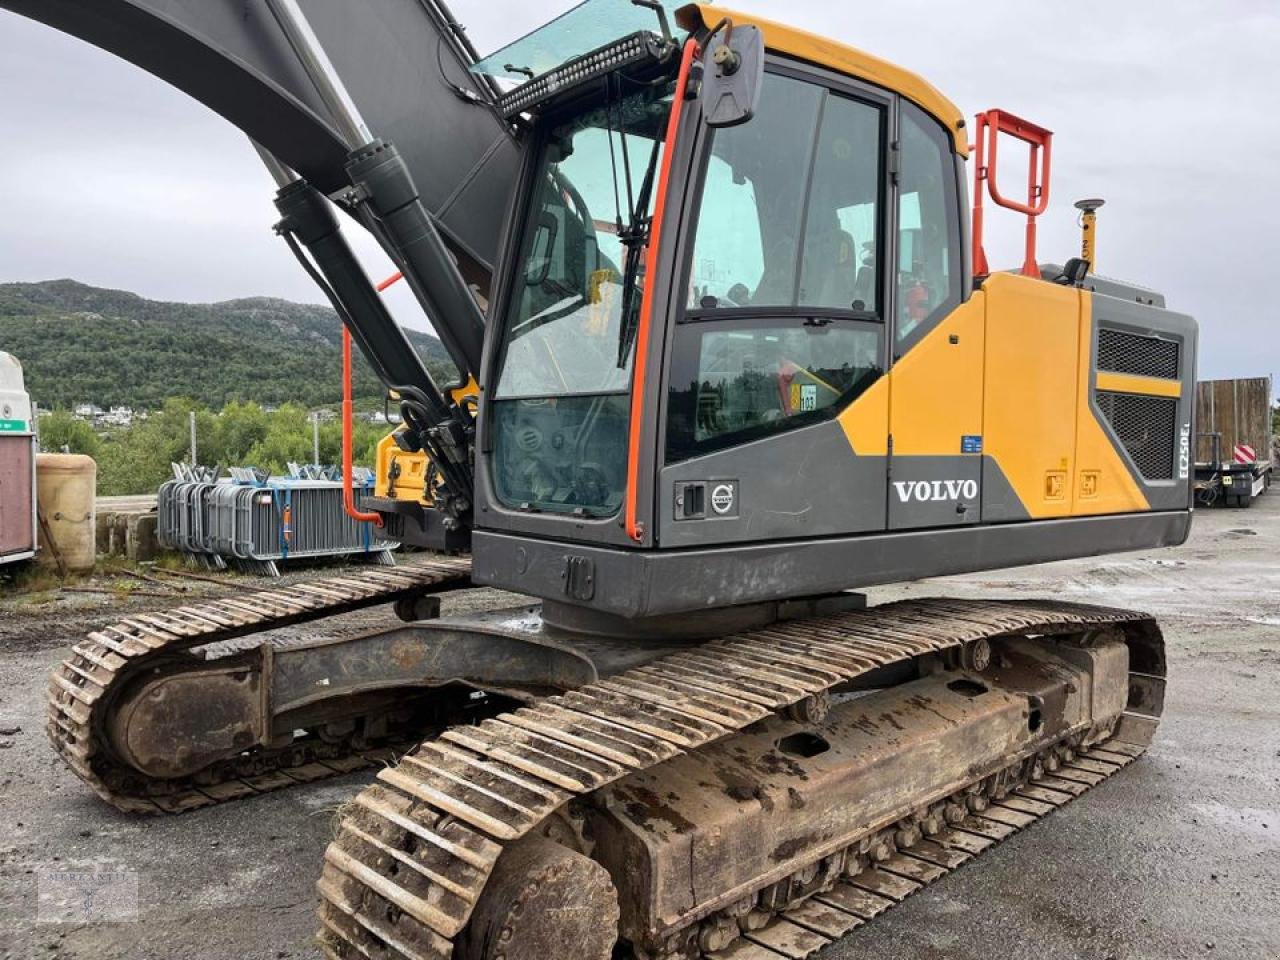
[[0, 1, 1277, 382]]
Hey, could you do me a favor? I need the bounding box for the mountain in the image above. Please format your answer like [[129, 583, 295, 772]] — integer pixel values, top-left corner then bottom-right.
[[0, 279, 457, 410]]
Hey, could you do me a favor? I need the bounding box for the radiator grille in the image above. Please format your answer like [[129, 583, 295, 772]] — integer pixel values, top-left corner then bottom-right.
[[1097, 328, 1180, 380], [1096, 391, 1177, 481]]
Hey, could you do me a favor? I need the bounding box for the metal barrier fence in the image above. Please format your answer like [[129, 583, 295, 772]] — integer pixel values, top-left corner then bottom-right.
[[157, 465, 396, 576]]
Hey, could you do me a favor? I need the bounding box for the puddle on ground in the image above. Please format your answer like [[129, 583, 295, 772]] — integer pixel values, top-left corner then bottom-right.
[[1190, 801, 1279, 843], [296, 783, 365, 813]]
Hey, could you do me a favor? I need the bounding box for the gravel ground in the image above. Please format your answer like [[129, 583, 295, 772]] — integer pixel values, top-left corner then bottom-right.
[[0, 500, 1277, 960]]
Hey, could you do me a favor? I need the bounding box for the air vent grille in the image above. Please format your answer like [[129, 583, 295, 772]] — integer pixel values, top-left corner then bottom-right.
[[1096, 391, 1177, 481], [1097, 328, 1180, 380]]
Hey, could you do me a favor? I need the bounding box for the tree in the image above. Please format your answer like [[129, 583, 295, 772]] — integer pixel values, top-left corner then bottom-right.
[[93, 398, 220, 495], [243, 403, 316, 470], [37, 410, 101, 457], [215, 401, 271, 463]]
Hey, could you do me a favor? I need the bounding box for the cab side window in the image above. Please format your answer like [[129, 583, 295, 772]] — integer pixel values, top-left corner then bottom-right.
[[685, 77, 882, 313], [895, 101, 961, 352], [686, 75, 822, 309], [798, 94, 881, 312]]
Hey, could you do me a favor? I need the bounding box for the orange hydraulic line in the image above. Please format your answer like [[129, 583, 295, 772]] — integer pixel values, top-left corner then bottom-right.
[[377, 270, 403, 292], [624, 38, 698, 543], [341, 325, 383, 526]]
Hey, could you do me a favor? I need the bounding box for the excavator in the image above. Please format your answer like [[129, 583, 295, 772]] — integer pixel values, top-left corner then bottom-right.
[[8, 1, 1196, 957]]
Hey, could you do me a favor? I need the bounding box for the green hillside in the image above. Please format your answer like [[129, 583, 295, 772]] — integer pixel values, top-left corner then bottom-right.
[[0, 278, 457, 410]]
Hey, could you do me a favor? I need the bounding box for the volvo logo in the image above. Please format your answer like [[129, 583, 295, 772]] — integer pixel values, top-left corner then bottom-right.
[[710, 483, 736, 515], [894, 479, 978, 503]]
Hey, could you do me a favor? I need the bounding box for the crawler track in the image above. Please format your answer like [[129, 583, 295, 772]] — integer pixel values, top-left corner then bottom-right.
[[316, 598, 1165, 960], [46, 555, 473, 813], [695, 739, 1144, 959]]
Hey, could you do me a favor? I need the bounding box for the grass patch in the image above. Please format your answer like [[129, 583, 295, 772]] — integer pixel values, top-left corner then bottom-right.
[[4, 562, 67, 595]]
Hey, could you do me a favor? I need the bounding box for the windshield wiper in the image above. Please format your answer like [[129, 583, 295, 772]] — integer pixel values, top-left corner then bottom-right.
[[615, 129, 663, 368]]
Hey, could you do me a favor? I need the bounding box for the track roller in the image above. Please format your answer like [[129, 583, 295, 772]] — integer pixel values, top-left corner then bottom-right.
[[456, 836, 620, 960]]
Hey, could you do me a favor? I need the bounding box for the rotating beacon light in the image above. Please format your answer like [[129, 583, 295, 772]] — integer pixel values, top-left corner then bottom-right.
[[1074, 197, 1105, 273]]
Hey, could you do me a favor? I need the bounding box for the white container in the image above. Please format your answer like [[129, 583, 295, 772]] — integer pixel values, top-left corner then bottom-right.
[[0, 352, 36, 564]]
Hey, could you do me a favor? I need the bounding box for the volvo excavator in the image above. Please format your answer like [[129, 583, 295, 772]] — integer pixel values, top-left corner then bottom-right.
[[8, 1, 1197, 957]]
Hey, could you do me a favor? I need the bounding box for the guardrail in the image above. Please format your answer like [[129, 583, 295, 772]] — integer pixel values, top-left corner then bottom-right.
[[157, 465, 396, 576]]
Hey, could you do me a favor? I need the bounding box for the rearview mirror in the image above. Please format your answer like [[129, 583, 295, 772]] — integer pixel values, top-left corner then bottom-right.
[[700, 24, 764, 128], [1055, 257, 1090, 286], [524, 218, 557, 285]]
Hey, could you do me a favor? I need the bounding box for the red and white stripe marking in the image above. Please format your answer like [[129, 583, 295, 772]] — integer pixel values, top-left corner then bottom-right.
[[1233, 443, 1257, 464]]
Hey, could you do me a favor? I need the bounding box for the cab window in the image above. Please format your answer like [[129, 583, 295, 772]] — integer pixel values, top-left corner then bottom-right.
[[686, 75, 820, 309], [686, 76, 881, 313], [895, 101, 961, 351], [666, 320, 882, 462]]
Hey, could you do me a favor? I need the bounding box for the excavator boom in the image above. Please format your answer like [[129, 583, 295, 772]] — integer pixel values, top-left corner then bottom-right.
[[3, 0, 518, 279]]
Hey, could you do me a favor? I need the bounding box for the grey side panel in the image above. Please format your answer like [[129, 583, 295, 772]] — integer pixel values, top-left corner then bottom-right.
[[1040, 264, 1166, 308], [657, 419, 886, 548], [1088, 293, 1197, 512], [980, 455, 1031, 523], [472, 510, 1192, 619], [1, 0, 518, 272], [887, 455, 980, 529]]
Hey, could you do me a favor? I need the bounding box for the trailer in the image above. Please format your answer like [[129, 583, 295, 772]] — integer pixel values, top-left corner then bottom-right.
[[1195, 376, 1274, 507], [0, 351, 37, 564]]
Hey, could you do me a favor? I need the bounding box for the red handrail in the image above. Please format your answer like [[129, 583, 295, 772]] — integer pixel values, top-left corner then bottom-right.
[[624, 38, 699, 543], [971, 108, 1053, 278]]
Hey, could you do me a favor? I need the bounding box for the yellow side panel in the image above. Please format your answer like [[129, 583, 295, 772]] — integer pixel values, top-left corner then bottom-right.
[[374, 432, 433, 504], [449, 376, 480, 407], [1095, 371, 1181, 398], [982, 274, 1082, 518], [1073, 294, 1150, 515], [888, 293, 986, 455], [837, 374, 889, 456], [376, 384, 474, 504], [374, 433, 395, 497]]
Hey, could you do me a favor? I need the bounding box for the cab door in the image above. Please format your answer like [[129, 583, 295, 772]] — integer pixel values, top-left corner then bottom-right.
[[657, 67, 892, 548], [885, 101, 981, 530]]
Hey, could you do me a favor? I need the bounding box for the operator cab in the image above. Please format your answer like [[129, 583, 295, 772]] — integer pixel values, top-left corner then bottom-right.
[[467, 0, 1193, 626], [474, 0, 965, 548]]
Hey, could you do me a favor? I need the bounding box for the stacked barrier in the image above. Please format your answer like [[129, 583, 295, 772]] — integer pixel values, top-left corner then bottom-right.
[[157, 465, 397, 576]]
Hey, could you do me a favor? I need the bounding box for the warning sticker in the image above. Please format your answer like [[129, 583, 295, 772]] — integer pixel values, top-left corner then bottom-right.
[[799, 384, 817, 412]]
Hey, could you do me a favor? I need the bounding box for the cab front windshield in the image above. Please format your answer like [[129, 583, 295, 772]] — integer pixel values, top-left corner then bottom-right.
[[491, 86, 671, 516]]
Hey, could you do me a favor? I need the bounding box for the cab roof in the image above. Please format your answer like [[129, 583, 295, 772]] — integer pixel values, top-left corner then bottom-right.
[[676, 4, 969, 155]]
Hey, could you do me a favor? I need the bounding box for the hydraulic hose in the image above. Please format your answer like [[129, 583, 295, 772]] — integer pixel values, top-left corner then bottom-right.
[[342, 326, 383, 526]]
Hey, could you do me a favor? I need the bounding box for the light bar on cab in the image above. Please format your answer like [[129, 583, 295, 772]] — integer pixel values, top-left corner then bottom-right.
[[499, 32, 673, 118]]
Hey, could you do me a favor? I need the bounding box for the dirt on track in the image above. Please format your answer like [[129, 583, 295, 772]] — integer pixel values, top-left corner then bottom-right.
[[1, 501, 1277, 960]]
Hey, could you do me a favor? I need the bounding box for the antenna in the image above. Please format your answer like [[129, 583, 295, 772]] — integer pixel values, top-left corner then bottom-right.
[[1074, 198, 1105, 273]]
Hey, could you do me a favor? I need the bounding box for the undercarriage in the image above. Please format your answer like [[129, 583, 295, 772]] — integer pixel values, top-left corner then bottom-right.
[[47, 565, 1164, 959], [46, 556, 473, 812]]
